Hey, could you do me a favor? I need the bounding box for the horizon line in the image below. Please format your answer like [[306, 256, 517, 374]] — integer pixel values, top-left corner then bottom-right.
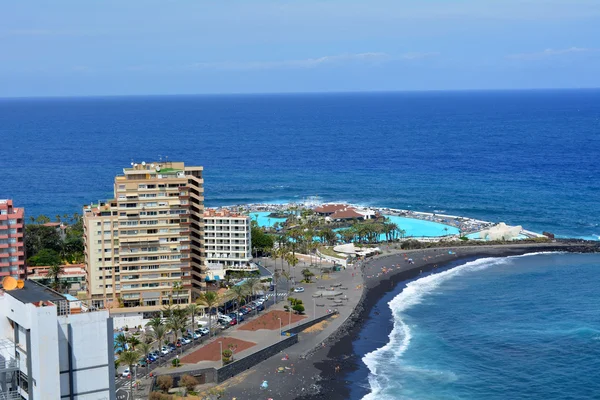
[[1, 86, 600, 100]]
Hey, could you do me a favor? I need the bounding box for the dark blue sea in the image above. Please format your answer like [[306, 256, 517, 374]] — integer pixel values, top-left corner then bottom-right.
[[1, 90, 599, 239], [1, 90, 599, 399], [352, 253, 600, 400]]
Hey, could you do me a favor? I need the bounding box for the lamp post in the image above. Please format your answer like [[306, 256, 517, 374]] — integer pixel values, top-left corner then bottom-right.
[[288, 302, 292, 328], [313, 298, 316, 321], [278, 317, 282, 341], [219, 341, 223, 367]]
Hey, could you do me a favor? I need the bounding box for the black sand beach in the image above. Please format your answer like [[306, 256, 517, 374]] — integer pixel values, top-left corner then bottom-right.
[[208, 242, 598, 399], [295, 242, 599, 400]]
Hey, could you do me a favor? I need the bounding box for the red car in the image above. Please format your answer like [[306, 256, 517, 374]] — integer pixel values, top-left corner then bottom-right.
[[229, 318, 237, 326], [175, 340, 182, 347]]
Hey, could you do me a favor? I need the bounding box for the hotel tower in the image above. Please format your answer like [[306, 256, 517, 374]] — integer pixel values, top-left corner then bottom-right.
[[83, 161, 204, 309], [0, 200, 26, 280]]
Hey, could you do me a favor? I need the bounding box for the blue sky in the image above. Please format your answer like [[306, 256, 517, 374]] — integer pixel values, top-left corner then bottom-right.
[[2, 0, 600, 97]]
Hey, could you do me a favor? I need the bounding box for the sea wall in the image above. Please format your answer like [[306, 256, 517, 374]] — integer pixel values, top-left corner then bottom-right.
[[285, 311, 339, 335], [216, 334, 298, 382]]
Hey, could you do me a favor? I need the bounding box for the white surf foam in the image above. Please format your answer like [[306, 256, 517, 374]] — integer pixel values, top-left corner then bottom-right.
[[360, 252, 553, 400]]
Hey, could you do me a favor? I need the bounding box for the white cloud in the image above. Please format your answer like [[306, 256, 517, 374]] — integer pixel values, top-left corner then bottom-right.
[[507, 47, 599, 60], [186, 52, 436, 71]]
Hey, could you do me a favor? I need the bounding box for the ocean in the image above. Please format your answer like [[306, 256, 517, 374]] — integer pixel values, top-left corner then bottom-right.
[[1, 91, 599, 399], [0, 90, 599, 239], [351, 252, 600, 400]]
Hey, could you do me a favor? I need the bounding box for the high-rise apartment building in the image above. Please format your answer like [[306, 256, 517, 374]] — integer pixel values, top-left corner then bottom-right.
[[83, 161, 204, 310], [204, 209, 254, 281], [0, 279, 115, 400], [0, 200, 26, 280]]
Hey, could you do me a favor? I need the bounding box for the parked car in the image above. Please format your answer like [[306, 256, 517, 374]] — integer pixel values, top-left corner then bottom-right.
[[197, 328, 209, 336], [181, 337, 191, 344], [294, 287, 305, 293], [229, 318, 237, 326], [147, 355, 157, 363], [256, 304, 265, 311], [160, 347, 169, 355], [229, 313, 244, 322], [138, 358, 148, 367]]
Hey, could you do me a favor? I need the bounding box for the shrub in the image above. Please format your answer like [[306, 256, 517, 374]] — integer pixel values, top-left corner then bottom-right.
[[222, 349, 233, 365], [171, 358, 180, 367], [156, 375, 173, 392], [180, 374, 199, 391], [292, 304, 305, 314]]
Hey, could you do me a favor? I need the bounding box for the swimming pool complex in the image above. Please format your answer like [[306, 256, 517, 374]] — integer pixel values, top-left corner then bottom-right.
[[249, 212, 459, 238]]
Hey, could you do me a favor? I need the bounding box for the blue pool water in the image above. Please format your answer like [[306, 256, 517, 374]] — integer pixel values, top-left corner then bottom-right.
[[250, 212, 458, 238], [384, 215, 459, 238], [351, 253, 600, 400], [249, 211, 287, 228]]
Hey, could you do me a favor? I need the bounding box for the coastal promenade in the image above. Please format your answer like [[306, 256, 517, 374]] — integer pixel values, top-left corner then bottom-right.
[[218, 241, 599, 399]]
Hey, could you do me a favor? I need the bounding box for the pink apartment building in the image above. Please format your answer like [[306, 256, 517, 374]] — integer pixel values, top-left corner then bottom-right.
[[0, 199, 26, 279]]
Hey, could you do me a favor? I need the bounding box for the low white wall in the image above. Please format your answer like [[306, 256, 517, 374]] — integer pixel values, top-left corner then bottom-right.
[[316, 250, 348, 267], [112, 312, 145, 330]]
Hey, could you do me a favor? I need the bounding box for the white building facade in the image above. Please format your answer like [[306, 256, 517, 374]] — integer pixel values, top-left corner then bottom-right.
[[0, 281, 115, 400], [203, 209, 254, 281]]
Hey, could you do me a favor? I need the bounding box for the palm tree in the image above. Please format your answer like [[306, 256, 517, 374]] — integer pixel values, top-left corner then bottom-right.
[[186, 303, 200, 342], [167, 309, 186, 355], [114, 333, 128, 354], [146, 316, 163, 330], [46, 263, 64, 292], [243, 277, 263, 316], [281, 270, 291, 294], [118, 350, 140, 400], [127, 336, 141, 351], [196, 291, 220, 338], [301, 268, 315, 282], [230, 284, 247, 320], [138, 342, 152, 376], [284, 253, 299, 285], [152, 325, 167, 365]]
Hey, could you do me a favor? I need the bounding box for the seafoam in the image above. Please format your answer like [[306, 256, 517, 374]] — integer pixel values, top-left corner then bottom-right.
[[360, 252, 554, 400]]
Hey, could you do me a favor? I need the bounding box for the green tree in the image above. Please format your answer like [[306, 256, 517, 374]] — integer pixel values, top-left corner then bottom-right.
[[27, 248, 61, 266], [292, 304, 305, 314], [167, 307, 187, 355], [46, 263, 65, 291], [114, 333, 128, 354], [138, 342, 152, 376], [196, 291, 220, 337], [127, 336, 141, 351], [186, 303, 200, 342], [301, 268, 315, 282], [152, 325, 167, 365], [251, 226, 274, 254], [243, 277, 263, 316], [230, 284, 247, 320], [118, 350, 140, 400]]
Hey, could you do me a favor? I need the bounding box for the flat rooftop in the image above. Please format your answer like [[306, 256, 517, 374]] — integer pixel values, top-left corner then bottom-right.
[[4, 280, 65, 304]]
